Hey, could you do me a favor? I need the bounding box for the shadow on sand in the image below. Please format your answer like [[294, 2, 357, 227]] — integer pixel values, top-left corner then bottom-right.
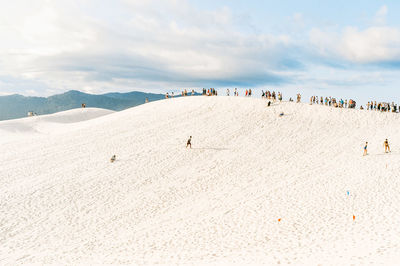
[[191, 147, 229, 151], [373, 152, 397, 156]]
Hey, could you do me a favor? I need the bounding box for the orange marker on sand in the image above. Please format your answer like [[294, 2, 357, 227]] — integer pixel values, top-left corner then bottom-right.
[[353, 215, 355, 220], [278, 218, 281, 222]]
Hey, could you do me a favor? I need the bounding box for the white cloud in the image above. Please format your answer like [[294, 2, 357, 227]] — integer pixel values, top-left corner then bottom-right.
[[308, 5, 400, 64], [341, 26, 400, 63], [0, 0, 295, 95], [309, 26, 400, 63]]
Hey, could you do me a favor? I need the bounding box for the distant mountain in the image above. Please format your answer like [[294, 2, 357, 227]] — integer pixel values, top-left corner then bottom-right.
[[0, 90, 167, 121]]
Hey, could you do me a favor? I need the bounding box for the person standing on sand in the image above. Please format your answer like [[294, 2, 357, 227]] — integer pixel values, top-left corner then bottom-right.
[[186, 136, 192, 149], [363, 142, 368, 156], [384, 139, 391, 153]]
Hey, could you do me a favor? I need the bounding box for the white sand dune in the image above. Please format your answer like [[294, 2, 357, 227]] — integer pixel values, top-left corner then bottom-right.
[[1, 96, 400, 265], [0, 108, 114, 137]]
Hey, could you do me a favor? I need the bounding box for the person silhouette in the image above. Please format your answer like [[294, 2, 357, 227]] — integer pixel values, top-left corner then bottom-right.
[[363, 142, 368, 156], [384, 139, 391, 153], [186, 136, 192, 149]]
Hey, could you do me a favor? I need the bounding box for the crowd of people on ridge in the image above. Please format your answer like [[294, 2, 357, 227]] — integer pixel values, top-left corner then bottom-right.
[[226, 88, 252, 96], [203, 88, 217, 96], [163, 88, 400, 114], [261, 90, 283, 102], [165, 89, 196, 98], [366, 101, 398, 112], [309, 96, 357, 109]]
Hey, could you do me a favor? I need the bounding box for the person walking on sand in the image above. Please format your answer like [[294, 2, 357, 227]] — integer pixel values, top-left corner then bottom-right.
[[384, 139, 391, 153], [186, 136, 192, 149], [363, 142, 368, 156]]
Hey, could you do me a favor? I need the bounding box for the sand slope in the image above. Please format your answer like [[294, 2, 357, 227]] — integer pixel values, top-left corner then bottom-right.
[[0, 108, 114, 142], [1, 97, 400, 265]]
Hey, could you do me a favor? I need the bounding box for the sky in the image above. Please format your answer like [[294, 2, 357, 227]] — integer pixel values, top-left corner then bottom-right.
[[1, 0, 400, 103]]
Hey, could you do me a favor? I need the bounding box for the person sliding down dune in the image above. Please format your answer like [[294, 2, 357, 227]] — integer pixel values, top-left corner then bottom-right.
[[186, 136, 192, 149]]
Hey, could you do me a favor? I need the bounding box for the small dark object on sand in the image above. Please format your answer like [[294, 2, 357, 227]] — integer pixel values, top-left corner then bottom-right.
[[110, 155, 116, 163]]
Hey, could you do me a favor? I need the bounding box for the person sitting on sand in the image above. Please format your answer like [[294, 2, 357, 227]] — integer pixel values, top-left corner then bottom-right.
[[384, 139, 391, 153], [186, 136, 192, 149], [363, 142, 368, 156]]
